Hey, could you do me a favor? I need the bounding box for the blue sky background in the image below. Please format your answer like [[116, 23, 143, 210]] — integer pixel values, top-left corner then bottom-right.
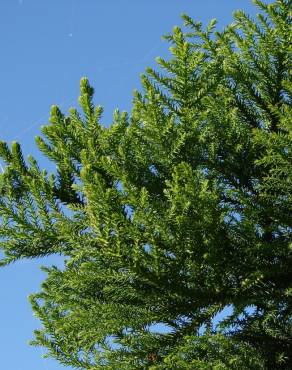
[[0, 1, 268, 369]]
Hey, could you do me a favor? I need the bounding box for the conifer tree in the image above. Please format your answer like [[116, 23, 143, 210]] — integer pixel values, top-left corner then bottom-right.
[[0, 0, 291, 368]]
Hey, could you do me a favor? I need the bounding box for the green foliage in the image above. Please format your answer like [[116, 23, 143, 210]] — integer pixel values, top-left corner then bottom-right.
[[0, 0, 291, 368], [153, 333, 265, 369]]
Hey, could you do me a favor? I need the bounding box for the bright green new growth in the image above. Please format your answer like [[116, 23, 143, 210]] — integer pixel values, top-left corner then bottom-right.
[[0, 0, 291, 369]]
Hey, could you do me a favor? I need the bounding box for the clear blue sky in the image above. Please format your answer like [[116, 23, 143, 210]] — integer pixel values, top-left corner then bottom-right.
[[0, 1, 268, 369]]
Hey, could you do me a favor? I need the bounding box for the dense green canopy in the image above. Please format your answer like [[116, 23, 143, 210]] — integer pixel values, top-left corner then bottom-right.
[[0, 0, 291, 368]]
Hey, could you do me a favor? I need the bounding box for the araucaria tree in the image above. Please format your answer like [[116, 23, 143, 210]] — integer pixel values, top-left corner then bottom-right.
[[0, 1, 291, 369]]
